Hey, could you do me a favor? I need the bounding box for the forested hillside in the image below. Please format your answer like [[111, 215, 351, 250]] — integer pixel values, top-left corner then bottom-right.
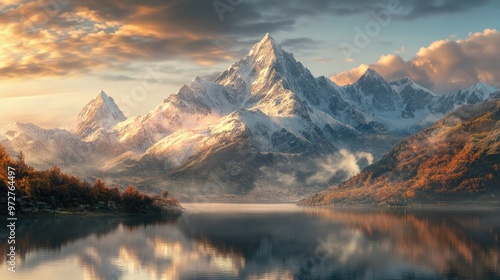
[[0, 145, 180, 215]]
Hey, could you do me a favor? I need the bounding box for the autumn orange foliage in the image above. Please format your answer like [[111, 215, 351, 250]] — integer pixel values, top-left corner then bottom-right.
[[0, 145, 177, 214], [301, 100, 500, 206]]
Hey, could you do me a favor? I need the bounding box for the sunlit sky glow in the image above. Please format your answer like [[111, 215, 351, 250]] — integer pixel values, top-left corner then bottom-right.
[[0, 0, 499, 128]]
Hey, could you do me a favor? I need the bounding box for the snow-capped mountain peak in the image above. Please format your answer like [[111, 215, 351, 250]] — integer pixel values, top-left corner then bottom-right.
[[248, 33, 283, 60], [467, 81, 499, 97], [214, 33, 310, 109], [353, 69, 393, 92], [359, 68, 385, 83], [214, 35, 279, 92], [98, 89, 106, 98], [0, 122, 40, 141], [431, 81, 499, 115], [345, 68, 400, 112], [389, 76, 435, 96], [74, 90, 126, 140], [85, 90, 125, 119]]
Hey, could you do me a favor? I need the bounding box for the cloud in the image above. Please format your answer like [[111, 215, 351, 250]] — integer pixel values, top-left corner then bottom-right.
[[331, 29, 500, 93], [401, 0, 493, 19], [0, 0, 495, 80], [307, 149, 374, 185], [0, 0, 254, 79], [240, 0, 494, 20], [252, 149, 373, 195], [99, 74, 136, 81]]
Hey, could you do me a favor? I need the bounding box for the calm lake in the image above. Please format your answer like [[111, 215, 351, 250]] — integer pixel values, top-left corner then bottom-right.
[[1, 204, 499, 280]]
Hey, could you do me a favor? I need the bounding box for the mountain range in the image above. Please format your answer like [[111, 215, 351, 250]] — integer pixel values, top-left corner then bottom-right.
[[1, 34, 499, 201]]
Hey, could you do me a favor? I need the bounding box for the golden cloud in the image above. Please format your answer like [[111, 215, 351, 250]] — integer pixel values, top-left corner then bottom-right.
[[331, 29, 500, 93], [0, 0, 243, 79]]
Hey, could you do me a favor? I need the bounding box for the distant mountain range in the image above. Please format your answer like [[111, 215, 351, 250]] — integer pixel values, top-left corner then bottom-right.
[[1, 34, 499, 201], [300, 99, 500, 206]]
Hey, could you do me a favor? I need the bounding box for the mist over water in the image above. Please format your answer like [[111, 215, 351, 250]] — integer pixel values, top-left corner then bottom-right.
[[1, 205, 499, 280]]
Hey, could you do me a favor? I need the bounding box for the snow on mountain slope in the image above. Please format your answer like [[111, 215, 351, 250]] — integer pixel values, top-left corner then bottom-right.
[[114, 76, 236, 151], [0, 122, 91, 168], [215, 34, 367, 127], [75, 90, 126, 141], [343, 69, 400, 113], [215, 33, 315, 113], [115, 36, 295, 154], [134, 34, 368, 167], [433, 82, 500, 114], [338, 71, 495, 132], [231, 106, 343, 153], [389, 77, 435, 113], [141, 103, 345, 170], [143, 113, 248, 168], [211, 34, 374, 143], [114, 34, 366, 156]]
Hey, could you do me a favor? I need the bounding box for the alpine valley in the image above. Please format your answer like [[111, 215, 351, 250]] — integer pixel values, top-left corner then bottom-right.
[[2, 34, 499, 202]]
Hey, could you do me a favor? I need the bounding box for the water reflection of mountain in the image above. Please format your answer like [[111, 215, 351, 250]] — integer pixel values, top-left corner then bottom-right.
[[0, 209, 499, 280], [0, 215, 178, 263], [179, 209, 500, 279], [304, 209, 500, 280]]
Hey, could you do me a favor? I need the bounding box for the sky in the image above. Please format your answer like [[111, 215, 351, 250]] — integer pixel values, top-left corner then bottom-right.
[[1, 0, 499, 128]]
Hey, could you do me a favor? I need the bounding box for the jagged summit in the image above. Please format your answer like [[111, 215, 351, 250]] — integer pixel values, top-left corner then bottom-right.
[[389, 76, 435, 97], [83, 90, 126, 120], [467, 81, 498, 95], [357, 68, 385, 83], [250, 33, 280, 51], [433, 81, 500, 114], [213, 33, 311, 109], [190, 76, 207, 85], [347, 68, 400, 112], [247, 33, 286, 63], [98, 89, 107, 97], [74, 90, 126, 140]]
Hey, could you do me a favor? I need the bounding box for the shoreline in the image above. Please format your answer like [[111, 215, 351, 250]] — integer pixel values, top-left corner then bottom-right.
[[296, 202, 500, 211], [1, 204, 184, 218]]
